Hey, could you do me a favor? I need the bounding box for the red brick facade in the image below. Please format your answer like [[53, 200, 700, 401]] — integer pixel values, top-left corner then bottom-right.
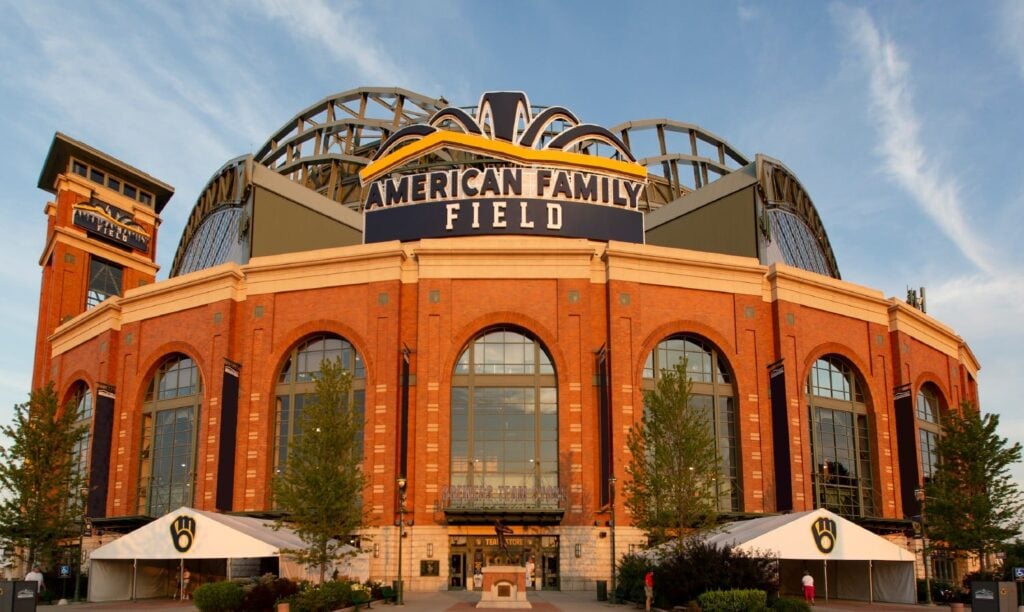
[[36, 168, 980, 590]]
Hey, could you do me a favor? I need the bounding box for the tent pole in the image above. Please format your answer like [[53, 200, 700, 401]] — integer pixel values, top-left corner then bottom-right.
[[132, 559, 137, 601], [179, 559, 184, 600], [823, 559, 828, 602], [868, 560, 873, 604]]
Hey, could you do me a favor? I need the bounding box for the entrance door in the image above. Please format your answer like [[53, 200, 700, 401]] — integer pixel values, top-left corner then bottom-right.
[[449, 553, 466, 589], [541, 552, 559, 589]]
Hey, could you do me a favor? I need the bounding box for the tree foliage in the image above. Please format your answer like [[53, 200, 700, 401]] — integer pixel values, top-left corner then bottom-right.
[[624, 360, 721, 545], [925, 403, 1024, 572], [272, 358, 365, 582], [0, 383, 86, 567]]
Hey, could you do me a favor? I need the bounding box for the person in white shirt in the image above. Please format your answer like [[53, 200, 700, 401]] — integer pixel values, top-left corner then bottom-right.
[[25, 566, 44, 595], [801, 570, 815, 605]]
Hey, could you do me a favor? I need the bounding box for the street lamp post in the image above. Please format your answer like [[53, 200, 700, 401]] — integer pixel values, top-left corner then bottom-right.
[[74, 487, 88, 603], [916, 488, 932, 605], [609, 476, 617, 605], [396, 477, 407, 606]]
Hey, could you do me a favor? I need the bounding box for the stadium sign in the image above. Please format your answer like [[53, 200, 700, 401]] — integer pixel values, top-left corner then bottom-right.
[[72, 198, 151, 253], [359, 91, 647, 244]]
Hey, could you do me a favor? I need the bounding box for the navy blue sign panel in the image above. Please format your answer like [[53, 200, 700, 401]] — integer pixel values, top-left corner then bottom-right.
[[364, 199, 644, 244]]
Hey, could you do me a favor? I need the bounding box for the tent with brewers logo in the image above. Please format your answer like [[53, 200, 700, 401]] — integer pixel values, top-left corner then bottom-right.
[[87, 506, 368, 602], [690, 508, 916, 604]]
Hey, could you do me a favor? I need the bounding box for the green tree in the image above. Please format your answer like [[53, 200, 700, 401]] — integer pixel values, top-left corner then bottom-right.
[[997, 539, 1024, 581], [0, 383, 86, 568], [624, 360, 721, 545], [925, 403, 1024, 573], [272, 358, 365, 582]]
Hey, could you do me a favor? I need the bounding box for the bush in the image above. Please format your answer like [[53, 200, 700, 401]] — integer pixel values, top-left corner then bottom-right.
[[194, 580, 245, 612], [615, 552, 655, 604], [770, 596, 810, 612], [286, 580, 355, 612], [917, 578, 960, 604], [240, 574, 300, 612], [653, 540, 778, 608], [698, 589, 768, 612]]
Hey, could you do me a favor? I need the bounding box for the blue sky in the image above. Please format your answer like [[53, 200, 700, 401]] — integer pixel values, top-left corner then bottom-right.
[[1, 1, 1022, 484]]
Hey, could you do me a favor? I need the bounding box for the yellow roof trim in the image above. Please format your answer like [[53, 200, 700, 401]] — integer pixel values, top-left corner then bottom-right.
[[360, 131, 648, 183]]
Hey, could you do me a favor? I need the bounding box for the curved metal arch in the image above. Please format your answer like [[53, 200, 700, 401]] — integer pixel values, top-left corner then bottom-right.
[[519, 106, 580, 148], [253, 87, 448, 211], [428, 107, 483, 135], [756, 154, 840, 279], [170, 155, 251, 277], [259, 117, 406, 168], [256, 87, 446, 160], [546, 124, 636, 163], [613, 119, 750, 206], [372, 125, 440, 162]]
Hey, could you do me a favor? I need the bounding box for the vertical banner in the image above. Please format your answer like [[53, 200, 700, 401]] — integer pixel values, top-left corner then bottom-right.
[[768, 360, 793, 512], [216, 359, 241, 511], [87, 383, 116, 518], [893, 383, 920, 517], [596, 346, 612, 506]]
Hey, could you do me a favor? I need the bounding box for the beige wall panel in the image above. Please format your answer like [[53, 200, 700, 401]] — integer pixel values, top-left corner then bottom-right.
[[251, 186, 362, 257], [645, 185, 757, 257]]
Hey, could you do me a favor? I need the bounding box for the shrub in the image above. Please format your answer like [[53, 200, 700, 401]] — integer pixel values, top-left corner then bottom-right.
[[698, 588, 768, 612], [615, 552, 655, 604], [770, 596, 810, 612], [364, 579, 383, 600], [286, 580, 355, 612], [240, 574, 300, 612], [917, 578, 960, 604], [654, 540, 778, 607], [194, 580, 245, 612]]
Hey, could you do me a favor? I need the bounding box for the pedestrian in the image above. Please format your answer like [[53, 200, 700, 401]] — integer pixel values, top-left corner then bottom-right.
[[525, 557, 535, 589], [25, 565, 44, 600], [183, 568, 191, 600], [801, 570, 815, 605], [644, 569, 654, 612]]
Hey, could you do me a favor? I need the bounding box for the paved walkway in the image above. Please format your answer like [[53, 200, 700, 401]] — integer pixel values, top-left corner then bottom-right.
[[39, 592, 968, 611]]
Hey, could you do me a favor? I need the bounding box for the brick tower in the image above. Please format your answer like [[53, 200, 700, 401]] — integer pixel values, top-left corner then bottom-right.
[[33, 133, 173, 389]]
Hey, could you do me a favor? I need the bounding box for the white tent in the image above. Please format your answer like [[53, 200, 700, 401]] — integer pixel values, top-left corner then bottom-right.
[[88, 506, 368, 602], [690, 509, 915, 604]]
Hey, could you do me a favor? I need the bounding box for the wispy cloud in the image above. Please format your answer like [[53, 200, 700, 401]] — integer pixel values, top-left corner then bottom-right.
[[1000, 0, 1024, 81], [737, 5, 759, 23], [251, 0, 416, 88], [834, 5, 995, 274]]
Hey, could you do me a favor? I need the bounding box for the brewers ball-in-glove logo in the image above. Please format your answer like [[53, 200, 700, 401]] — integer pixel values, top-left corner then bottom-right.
[[170, 515, 196, 553], [811, 516, 837, 554]]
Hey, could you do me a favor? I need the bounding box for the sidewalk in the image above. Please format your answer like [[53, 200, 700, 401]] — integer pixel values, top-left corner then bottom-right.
[[39, 591, 967, 611]]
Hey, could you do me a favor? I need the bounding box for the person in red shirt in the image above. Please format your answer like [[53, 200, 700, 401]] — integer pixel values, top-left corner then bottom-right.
[[644, 570, 654, 611]]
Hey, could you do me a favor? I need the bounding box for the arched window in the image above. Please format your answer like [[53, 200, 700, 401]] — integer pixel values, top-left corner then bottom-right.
[[68, 382, 92, 483], [450, 328, 558, 507], [274, 334, 365, 473], [807, 356, 876, 518], [137, 354, 202, 516], [642, 335, 739, 511], [917, 384, 943, 482]]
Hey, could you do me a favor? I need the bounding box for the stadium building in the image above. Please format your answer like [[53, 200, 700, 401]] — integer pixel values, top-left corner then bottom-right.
[[31, 88, 978, 595]]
